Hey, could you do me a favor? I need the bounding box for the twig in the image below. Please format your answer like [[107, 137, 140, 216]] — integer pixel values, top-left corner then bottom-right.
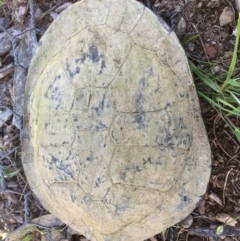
[[191, 23, 209, 62], [0, 145, 21, 161], [35, 3, 64, 23], [0, 64, 14, 79], [223, 168, 232, 206]]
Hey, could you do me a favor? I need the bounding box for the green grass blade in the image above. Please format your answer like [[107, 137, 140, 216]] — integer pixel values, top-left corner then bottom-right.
[[230, 92, 240, 105], [221, 14, 240, 91], [190, 61, 220, 92], [234, 128, 240, 143], [198, 92, 240, 116], [182, 33, 202, 45], [216, 97, 238, 110], [228, 79, 240, 87]]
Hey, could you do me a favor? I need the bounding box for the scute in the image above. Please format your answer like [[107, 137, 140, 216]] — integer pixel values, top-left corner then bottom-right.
[[70, 88, 115, 131], [110, 146, 186, 191], [62, 26, 132, 89], [107, 0, 144, 33], [22, 0, 211, 240], [108, 44, 186, 112]]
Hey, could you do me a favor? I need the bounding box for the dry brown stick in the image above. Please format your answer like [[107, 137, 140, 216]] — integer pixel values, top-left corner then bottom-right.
[[189, 226, 240, 237], [191, 23, 210, 62], [0, 64, 14, 79], [35, 2, 65, 23], [223, 168, 232, 206]]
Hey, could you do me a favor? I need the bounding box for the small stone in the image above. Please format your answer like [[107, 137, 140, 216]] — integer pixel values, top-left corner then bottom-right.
[[212, 159, 219, 166], [233, 28, 237, 36], [188, 42, 195, 52], [211, 66, 220, 74], [50, 11, 59, 20], [180, 215, 193, 228], [219, 7, 235, 26], [154, 2, 161, 8], [34, 7, 43, 20], [177, 17, 187, 33]]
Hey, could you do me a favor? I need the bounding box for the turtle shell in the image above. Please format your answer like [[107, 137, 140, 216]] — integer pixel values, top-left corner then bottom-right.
[[22, 0, 211, 240]]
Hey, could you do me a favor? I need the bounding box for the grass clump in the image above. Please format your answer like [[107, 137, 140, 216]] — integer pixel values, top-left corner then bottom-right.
[[190, 14, 240, 143], [0, 1, 5, 6]]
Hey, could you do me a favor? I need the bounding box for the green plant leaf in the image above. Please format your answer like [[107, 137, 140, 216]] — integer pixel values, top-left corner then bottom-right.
[[190, 62, 220, 92], [216, 225, 224, 235], [221, 14, 240, 92], [216, 97, 237, 110], [182, 33, 202, 45], [230, 92, 240, 105], [4, 168, 20, 178], [228, 78, 240, 87], [234, 128, 240, 143]]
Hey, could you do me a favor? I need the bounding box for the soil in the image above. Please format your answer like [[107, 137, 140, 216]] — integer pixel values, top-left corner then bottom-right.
[[0, 0, 239, 241]]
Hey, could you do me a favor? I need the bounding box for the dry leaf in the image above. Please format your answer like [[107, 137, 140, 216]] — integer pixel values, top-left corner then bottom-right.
[[8, 218, 17, 224], [216, 213, 237, 226], [209, 193, 223, 206], [4, 192, 18, 204], [180, 215, 193, 228], [4, 214, 64, 241], [198, 198, 206, 215], [13, 215, 23, 224]]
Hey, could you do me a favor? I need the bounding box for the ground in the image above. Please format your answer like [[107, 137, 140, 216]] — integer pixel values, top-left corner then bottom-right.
[[0, 0, 239, 241]]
